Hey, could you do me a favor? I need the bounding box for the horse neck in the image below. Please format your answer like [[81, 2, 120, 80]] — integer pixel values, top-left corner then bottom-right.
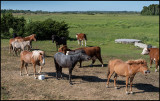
[[129, 64, 141, 74], [72, 53, 81, 62], [23, 36, 32, 41]]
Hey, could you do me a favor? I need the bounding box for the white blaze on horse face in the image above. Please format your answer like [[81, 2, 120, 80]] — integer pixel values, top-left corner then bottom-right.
[[141, 48, 149, 55]]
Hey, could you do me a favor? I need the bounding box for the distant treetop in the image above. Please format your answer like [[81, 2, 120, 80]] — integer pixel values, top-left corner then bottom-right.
[[141, 4, 159, 15]]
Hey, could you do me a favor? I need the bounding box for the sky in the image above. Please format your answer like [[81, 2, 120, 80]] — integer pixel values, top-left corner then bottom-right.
[[1, 1, 159, 12]]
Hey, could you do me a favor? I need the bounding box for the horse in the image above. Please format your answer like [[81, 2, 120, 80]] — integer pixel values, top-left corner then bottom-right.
[[12, 40, 31, 56], [20, 50, 45, 79], [54, 52, 91, 85], [106, 59, 150, 95], [9, 34, 36, 53], [141, 48, 159, 72], [76, 33, 87, 46], [59, 45, 103, 67], [52, 35, 67, 51]]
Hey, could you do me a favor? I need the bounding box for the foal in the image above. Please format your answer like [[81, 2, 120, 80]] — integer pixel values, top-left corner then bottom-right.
[[106, 59, 150, 94], [20, 50, 45, 79]]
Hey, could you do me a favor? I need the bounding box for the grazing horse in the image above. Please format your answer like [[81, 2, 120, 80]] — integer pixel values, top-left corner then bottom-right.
[[52, 35, 67, 51], [9, 34, 36, 53], [141, 48, 159, 72], [106, 59, 150, 94], [20, 50, 45, 79], [76, 33, 87, 46], [54, 52, 91, 85], [59, 45, 103, 67], [12, 41, 31, 56]]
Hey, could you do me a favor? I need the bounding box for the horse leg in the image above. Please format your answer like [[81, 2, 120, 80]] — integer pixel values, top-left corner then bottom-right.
[[69, 67, 73, 85], [106, 70, 114, 88], [59, 66, 63, 79], [77, 40, 80, 45], [90, 58, 96, 67], [85, 40, 86, 47], [20, 60, 24, 76], [79, 40, 81, 46], [130, 76, 135, 94], [38, 63, 43, 74], [96, 54, 104, 67], [125, 76, 129, 95], [33, 64, 37, 79], [79, 60, 82, 68], [25, 63, 29, 76], [155, 60, 158, 72], [114, 73, 118, 89], [150, 58, 153, 68], [82, 40, 83, 46], [54, 58, 59, 79]]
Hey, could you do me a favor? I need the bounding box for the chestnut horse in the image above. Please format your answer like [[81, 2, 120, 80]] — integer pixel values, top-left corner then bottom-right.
[[9, 34, 36, 53], [106, 59, 150, 94], [20, 50, 45, 79]]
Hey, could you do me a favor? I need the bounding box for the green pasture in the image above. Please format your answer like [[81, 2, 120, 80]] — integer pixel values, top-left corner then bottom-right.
[[2, 13, 159, 71]]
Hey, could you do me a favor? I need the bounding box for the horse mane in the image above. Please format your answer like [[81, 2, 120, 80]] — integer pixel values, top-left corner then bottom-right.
[[126, 59, 147, 65], [25, 34, 35, 38], [32, 50, 41, 61]]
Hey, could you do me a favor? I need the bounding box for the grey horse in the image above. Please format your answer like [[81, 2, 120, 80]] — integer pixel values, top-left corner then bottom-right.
[[53, 51, 91, 85], [11, 40, 31, 56]]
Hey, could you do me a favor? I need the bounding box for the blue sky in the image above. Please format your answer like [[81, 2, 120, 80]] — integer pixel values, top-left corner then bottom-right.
[[1, 1, 159, 12]]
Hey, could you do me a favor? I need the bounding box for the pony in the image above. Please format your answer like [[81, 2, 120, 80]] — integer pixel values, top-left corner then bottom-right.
[[54, 52, 91, 85], [12, 41, 31, 56], [141, 48, 159, 72], [52, 35, 67, 51], [9, 34, 36, 53], [106, 59, 150, 94], [76, 33, 87, 46], [20, 50, 45, 79], [58, 45, 103, 67]]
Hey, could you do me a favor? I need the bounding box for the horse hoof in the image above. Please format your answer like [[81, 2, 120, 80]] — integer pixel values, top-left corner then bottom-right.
[[155, 69, 157, 72], [114, 87, 118, 89], [126, 91, 129, 95], [130, 92, 134, 94], [70, 83, 73, 85], [106, 85, 109, 88], [102, 65, 104, 67]]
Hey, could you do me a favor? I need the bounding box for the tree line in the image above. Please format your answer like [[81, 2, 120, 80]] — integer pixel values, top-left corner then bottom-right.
[[141, 4, 159, 15], [1, 13, 69, 40], [1, 9, 140, 14]]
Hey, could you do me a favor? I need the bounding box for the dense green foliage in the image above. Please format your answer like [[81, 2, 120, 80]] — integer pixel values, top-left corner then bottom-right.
[[1, 13, 69, 40], [1, 13, 26, 38], [141, 4, 159, 15]]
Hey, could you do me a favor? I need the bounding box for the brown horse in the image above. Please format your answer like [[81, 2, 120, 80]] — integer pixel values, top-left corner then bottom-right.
[[20, 50, 45, 79], [9, 34, 36, 53], [106, 59, 150, 94]]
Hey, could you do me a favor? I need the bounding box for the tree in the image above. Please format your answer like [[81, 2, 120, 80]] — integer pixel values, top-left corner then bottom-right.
[[141, 4, 159, 15]]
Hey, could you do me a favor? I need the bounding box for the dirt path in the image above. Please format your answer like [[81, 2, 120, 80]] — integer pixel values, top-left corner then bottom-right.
[[1, 46, 159, 100]]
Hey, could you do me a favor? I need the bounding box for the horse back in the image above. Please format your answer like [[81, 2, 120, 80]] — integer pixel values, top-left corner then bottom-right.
[[20, 51, 33, 63]]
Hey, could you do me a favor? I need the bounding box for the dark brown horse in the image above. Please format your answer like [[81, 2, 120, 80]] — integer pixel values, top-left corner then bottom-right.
[[20, 50, 45, 79], [9, 34, 36, 53], [106, 59, 150, 94]]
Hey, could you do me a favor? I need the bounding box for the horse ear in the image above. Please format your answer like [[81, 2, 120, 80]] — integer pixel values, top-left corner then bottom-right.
[[147, 48, 150, 52], [39, 53, 43, 55]]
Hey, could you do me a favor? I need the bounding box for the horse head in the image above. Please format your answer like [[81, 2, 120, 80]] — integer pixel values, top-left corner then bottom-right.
[[32, 50, 45, 65], [31, 34, 37, 41], [78, 50, 91, 61], [126, 59, 150, 75], [141, 47, 150, 55]]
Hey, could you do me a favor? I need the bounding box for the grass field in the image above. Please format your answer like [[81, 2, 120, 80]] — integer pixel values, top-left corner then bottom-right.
[[1, 13, 159, 100]]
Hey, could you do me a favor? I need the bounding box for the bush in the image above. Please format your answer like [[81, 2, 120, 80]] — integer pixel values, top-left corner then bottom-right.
[[1, 13, 69, 40]]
